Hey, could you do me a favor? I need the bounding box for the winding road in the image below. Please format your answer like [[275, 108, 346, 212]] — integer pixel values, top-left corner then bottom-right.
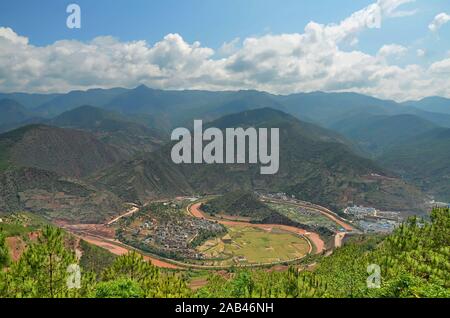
[[106, 205, 139, 225], [64, 197, 354, 270], [188, 202, 325, 254]]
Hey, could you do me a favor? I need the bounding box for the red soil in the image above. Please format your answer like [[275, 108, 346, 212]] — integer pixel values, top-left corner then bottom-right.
[[73, 234, 181, 269], [6, 236, 27, 262], [189, 203, 325, 254]]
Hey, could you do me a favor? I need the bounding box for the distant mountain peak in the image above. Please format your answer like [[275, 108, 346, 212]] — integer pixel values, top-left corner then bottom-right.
[[135, 84, 153, 91]]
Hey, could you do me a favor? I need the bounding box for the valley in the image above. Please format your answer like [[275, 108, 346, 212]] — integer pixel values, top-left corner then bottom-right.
[[57, 193, 360, 271], [0, 85, 448, 299]]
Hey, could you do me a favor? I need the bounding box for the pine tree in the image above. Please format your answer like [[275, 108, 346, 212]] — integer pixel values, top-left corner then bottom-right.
[[101, 251, 190, 298], [0, 230, 10, 269], [4, 226, 77, 298]]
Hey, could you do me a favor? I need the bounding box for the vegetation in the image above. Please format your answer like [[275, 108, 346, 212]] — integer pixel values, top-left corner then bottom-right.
[[0, 231, 10, 268], [1, 89, 449, 208], [267, 202, 339, 231], [116, 202, 225, 261], [196, 207, 450, 298], [1, 207, 448, 298], [0, 227, 190, 298], [196, 226, 310, 266], [381, 128, 450, 201], [0, 166, 124, 223], [79, 240, 117, 276], [91, 108, 426, 214], [202, 191, 276, 221], [202, 193, 335, 245]]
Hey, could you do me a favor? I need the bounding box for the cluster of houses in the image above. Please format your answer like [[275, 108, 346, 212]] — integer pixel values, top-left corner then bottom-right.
[[343, 206, 378, 219], [122, 212, 223, 259], [344, 205, 402, 233], [258, 192, 294, 201]]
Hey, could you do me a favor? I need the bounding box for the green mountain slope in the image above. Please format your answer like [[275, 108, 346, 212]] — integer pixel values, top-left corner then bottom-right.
[[50, 106, 163, 155], [0, 93, 61, 109], [104, 85, 286, 129], [0, 99, 45, 134], [92, 108, 426, 214], [380, 128, 450, 202], [89, 150, 194, 203], [202, 191, 277, 221], [34, 87, 128, 117], [0, 99, 31, 127], [0, 124, 128, 178], [4, 85, 450, 130], [403, 96, 450, 115], [0, 167, 124, 223], [332, 114, 438, 156], [274, 91, 450, 128]]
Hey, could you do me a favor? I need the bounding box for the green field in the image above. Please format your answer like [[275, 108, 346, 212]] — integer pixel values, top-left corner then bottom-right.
[[196, 225, 310, 266], [0, 212, 47, 237], [267, 203, 340, 231]]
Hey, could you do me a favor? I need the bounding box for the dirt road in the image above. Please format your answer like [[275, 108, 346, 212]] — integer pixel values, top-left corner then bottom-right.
[[106, 206, 139, 225], [189, 203, 325, 254], [59, 205, 181, 269], [73, 233, 181, 269], [334, 232, 346, 248]]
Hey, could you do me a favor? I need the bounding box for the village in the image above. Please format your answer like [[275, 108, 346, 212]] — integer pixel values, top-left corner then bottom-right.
[[116, 200, 225, 260], [343, 205, 402, 233]]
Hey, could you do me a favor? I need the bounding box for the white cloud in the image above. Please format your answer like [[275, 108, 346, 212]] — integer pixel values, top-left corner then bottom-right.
[[378, 0, 417, 17], [378, 44, 408, 58], [0, 0, 449, 101], [429, 12, 450, 32], [416, 49, 426, 57], [218, 38, 241, 57], [0, 27, 28, 45], [430, 58, 450, 74]]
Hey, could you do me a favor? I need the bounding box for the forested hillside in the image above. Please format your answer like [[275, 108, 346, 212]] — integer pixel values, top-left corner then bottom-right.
[[92, 108, 426, 214]]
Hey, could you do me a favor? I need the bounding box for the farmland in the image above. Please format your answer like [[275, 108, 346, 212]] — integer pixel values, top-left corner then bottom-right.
[[266, 202, 341, 231], [196, 225, 310, 267]]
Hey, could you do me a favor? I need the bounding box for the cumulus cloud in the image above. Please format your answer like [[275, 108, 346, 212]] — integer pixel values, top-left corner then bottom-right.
[[378, 0, 417, 17], [378, 44, 408, 58], [0, 27, 28, 45], [429, 12, 450, 32], [0, 0, 448, 101], [416, 49, 426, 57], [218, 38, 241, 57]]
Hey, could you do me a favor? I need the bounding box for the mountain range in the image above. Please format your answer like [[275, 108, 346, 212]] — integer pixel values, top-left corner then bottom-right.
[[90, 108, 426, 214], [0, 85, 449, 223]]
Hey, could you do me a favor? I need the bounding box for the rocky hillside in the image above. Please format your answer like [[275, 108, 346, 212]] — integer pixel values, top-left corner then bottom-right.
[[49, 105, 163, 156], [0, 167, 124, 223], [0, 124, 129, 178], [92, 108, 427, 214]]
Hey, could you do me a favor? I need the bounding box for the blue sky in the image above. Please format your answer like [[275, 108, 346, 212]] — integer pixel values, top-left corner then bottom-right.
[[1, 0, 448, 56], [0, 0, 449, 99]]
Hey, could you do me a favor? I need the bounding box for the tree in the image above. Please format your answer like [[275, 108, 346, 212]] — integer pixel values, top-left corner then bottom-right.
[[102, 251, 190, 298], [94, 278, 143, 298], [0, 230, 10, 269], [4, 226, 77, 298]]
